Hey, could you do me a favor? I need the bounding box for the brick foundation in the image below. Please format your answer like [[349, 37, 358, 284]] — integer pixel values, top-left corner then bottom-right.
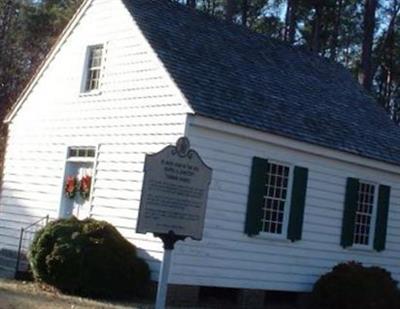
[[237, 288, 266, 309], [166, 284, 200, 305]]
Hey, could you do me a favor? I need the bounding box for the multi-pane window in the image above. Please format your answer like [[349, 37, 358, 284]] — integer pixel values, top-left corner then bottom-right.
[[261, 163, 290, 234], [353, 181, 376, 245], [85, 45, 103, 92], [68, 146, 96, 159]]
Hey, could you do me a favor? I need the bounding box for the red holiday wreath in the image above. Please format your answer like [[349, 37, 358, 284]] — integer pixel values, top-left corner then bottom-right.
[[79, 175, 92, 200], [64, 176, 78, 199]]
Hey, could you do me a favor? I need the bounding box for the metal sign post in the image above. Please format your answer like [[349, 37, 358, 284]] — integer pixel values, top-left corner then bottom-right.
[[136, 137, 212, 309], [155, 232, 186, 309]]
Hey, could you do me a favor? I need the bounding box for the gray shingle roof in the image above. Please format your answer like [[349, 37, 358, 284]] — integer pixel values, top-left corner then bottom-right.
[[123, 0, 400, 166]]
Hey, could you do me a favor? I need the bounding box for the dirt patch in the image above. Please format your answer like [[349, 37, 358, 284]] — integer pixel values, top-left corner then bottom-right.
[[0, 279, 140, 309]]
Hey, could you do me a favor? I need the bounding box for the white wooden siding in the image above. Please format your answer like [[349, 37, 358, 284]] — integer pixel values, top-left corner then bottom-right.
[[169, 117, 400, 291], [0, 0, 189, 280]]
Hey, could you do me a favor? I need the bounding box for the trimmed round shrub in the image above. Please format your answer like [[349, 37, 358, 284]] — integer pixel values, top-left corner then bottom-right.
[[310, 261, 400, 309], [29, 217, 150, 298]]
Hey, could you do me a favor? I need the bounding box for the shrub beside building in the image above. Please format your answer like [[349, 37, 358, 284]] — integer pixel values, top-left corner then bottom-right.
[[29, 217, 150, 298]]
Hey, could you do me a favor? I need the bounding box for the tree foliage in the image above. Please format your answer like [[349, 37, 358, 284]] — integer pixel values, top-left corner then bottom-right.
[[0, 0, 82, 112]]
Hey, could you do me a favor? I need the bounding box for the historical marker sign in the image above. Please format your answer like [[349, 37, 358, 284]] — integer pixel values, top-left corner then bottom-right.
[[136, 137, 212, 240]]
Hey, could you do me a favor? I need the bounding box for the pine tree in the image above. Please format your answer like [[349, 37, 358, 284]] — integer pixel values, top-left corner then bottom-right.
[[359, 0, 378, 92]]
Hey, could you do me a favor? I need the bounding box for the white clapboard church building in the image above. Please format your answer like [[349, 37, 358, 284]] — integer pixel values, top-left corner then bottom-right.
[[2, 0, 400, 302]]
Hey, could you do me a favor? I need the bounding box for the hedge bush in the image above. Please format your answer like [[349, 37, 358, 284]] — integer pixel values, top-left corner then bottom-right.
[[29, 217, 150, 298], [310, 261, 400, 309]]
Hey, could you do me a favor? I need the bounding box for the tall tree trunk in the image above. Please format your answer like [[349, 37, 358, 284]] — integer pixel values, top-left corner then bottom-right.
[[330, 0, 343, 61], [284, 0, 297, 43], [381, 1, 400, 50], [0, 0, 15, 58], [310, 3, 323, 53], [284, 0, 291, 40], [226, 0, 236, 22], [241, 0, 248, 26], [378, 14, 398, 111], [359, 0, 377, 92], [288, 0, 298, 44], [371, 1, 399, 101]]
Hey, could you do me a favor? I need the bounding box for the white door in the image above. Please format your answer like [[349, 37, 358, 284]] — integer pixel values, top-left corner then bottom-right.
[[60, 161, 93, 219]]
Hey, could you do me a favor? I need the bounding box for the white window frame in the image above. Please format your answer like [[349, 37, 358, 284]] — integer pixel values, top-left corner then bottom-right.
[[258, 160, 294, 240], [351, 179, 379, 250], [80, 43, 106, 95], [67, 146, 97, 163]]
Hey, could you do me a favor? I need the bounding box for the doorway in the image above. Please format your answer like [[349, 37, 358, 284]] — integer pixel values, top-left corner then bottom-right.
[[59, 146, 96, 219]]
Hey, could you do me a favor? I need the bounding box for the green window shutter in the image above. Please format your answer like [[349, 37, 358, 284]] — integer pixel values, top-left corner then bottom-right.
[[341, 177, 359, 248], [244, 157, 268, 236], [374, 185, 391, 252], [287, 166, 308, 242]]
